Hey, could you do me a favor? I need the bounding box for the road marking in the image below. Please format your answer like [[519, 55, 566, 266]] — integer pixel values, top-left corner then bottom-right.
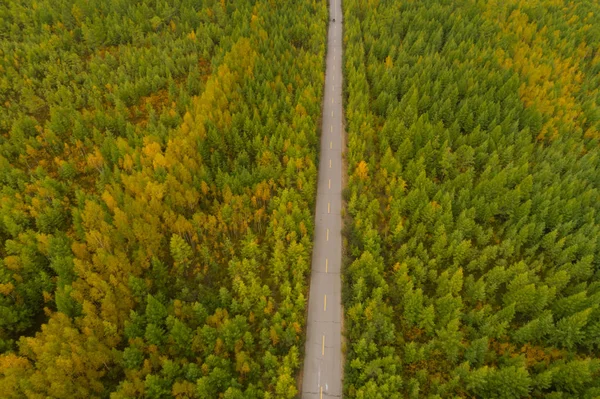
[[332, 98, 334, 104], [322, 335, 325, 355], [326, 229, 329, 241], [325, 258, 328, 273], [329, 179, 331, 189], [329, 159, 332, 168], [328, 202, 330, 213], [320, 386, 323, 399], [330, 141, 332, 149], [324, 295, 327, 311]]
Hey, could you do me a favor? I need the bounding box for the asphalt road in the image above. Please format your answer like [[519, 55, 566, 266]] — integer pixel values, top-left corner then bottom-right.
[[301, 1, 344, 397]]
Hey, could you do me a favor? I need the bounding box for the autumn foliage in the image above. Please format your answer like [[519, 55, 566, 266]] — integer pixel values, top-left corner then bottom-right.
[[0, 0, 327, 397], [342, 0, 600, 397]]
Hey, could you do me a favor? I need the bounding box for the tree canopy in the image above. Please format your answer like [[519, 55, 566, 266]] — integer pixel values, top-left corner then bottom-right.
[[0, 0, 327, 397], [342, 0, 600, 397]]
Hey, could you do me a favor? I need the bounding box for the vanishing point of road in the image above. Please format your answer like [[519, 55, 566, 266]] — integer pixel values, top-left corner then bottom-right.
[[301, 0, 344, 397]]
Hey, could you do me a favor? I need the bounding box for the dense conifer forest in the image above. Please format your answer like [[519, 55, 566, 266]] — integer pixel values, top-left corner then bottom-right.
[[343, 0, 600, 397], [3, 0, 600, 398], [0, 0, 327, 397]]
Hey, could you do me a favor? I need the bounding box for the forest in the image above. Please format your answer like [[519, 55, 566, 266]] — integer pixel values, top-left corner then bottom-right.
[[3, 0, 600, 397], [0, 0, 327, 397], [342, 0, 600, 397]]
